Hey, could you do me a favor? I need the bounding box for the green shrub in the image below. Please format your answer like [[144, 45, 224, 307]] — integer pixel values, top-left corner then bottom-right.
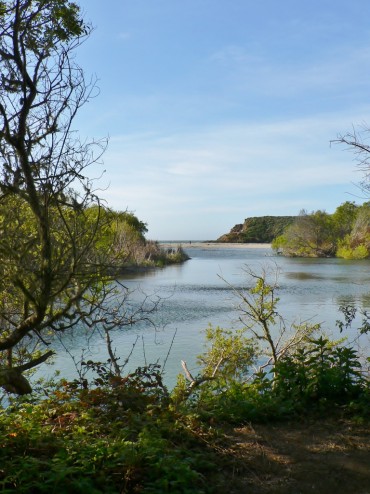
[[336, 243, 369, 259], [272, 337, 366, 410], [0, 366, 214, 494]]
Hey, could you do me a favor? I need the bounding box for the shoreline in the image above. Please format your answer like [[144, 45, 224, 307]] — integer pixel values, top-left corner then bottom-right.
[[160, 241, 272, 250]]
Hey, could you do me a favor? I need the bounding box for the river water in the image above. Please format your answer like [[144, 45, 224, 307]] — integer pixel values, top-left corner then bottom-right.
[[45, 244, 370, 388]]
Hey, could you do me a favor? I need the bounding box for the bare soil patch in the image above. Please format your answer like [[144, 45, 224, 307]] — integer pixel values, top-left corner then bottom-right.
[[213, 419, 370, 494]]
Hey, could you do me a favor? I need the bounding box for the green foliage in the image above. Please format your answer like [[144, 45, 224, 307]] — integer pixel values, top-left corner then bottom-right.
[[272, 337, 365, 407], [0, 194, 185, 392], [276, 209, 336, 257], [274, 201, 370, 258], [171, 325, 256, 408], [336, 243, 369, 259], [198, 325, 256, 381], [177, 336, 369, 425], [271, 234, 287, 250], [88, 207, 189, 270], [331, 201, 359, 238], [0, 0, 86, 51], [240, 216, 295, 243], [0, 366, 214, 493], [335, 203, 370, 259], [75, 207, 189, 271], [0, 0, 106, 393]]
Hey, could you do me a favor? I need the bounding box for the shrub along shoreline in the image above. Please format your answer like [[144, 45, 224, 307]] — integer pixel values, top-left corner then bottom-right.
[[272, 201, 370, 259]]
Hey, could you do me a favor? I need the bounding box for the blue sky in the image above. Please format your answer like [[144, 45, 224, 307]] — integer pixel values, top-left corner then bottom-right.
[[75, 0, 370, 239]]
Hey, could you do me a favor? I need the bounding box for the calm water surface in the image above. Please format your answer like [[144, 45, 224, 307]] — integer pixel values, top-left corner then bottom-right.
[[47, 246, 370, 387]]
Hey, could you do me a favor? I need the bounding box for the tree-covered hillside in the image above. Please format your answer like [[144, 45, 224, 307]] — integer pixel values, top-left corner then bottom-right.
[[218, 216, 296, 243]]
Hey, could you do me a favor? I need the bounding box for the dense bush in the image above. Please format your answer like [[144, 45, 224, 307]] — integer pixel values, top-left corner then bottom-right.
[[0, 366, 214, 493], [272, 201, 370, 259]]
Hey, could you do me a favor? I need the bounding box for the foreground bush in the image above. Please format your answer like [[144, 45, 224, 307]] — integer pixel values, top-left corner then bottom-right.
[[1, 333, 369, 493], [0, 365, 215, 493]]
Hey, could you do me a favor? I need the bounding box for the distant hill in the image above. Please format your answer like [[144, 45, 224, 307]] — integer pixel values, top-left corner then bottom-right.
[[217, 216, 296, 243]]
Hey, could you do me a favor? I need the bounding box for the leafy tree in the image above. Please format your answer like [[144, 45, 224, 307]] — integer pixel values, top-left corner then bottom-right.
[[272, 202, 367, 258], [175, 325, 256, 402], [0, 0, 147, 394], [350, 203, 370, 243], [108, 210, 148, 264], [273, 209, 336, 257], [83, 206, 147, 264], [336, 203, 370, 258], [228, 266, 319, 369], [332, 201, 359, 238]]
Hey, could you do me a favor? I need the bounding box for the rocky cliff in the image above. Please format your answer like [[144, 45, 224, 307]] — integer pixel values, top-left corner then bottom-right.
[[217, 216, 295, 243]]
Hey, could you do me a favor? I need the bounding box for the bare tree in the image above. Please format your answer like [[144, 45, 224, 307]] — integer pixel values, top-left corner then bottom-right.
[[335, 126, 370, 189]]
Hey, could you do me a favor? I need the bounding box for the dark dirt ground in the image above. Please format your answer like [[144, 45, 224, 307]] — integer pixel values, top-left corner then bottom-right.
[[213, 418, 370, 494]]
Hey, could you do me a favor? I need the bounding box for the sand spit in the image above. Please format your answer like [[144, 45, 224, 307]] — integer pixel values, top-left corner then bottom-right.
[[160, 242, 272, 250]]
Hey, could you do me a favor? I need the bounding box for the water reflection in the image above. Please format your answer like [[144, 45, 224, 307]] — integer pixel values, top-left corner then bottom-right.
[[285, 272, 326, 280]]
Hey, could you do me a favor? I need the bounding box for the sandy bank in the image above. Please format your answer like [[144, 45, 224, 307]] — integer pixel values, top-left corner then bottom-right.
[[160, 242, 272, 250]]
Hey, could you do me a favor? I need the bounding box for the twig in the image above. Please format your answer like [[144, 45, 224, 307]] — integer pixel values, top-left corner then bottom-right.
[[142, 335, 147, 366], [181, 360, 195, 383], [162, 329, 177, 374]]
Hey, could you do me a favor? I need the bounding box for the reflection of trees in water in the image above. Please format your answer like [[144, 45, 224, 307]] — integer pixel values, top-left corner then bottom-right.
[[285, 272, 325, 281], [336, 293, 370, 311]]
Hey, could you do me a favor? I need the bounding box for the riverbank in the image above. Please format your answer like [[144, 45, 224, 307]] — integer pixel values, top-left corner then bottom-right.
[[160, 241, 272, 249]]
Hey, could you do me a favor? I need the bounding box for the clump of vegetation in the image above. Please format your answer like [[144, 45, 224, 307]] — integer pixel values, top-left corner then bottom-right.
[[134, 241, 190, 268], [272, 201, 370, 258], [0, 365, 214, 493], [99, 208, 190, 270]]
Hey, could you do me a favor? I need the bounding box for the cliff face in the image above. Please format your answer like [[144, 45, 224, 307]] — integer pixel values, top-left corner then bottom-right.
[[217, 216, 295, 243]]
